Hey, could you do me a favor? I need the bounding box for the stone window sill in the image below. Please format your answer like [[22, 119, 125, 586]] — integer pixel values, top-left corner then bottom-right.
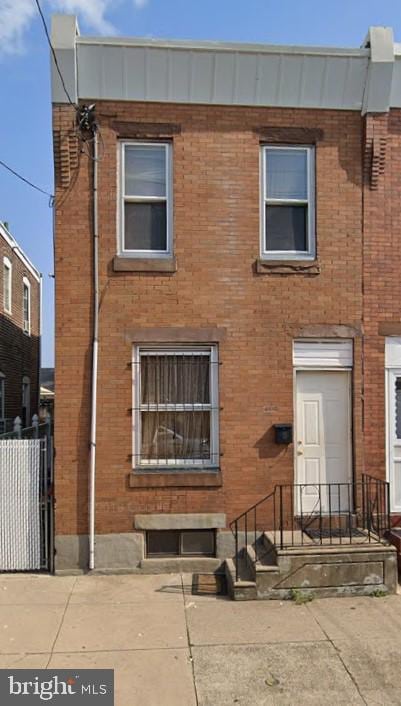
[[255, 258, 320, 275], [129, 469, 222, 488], [113, 256, 177, 273]]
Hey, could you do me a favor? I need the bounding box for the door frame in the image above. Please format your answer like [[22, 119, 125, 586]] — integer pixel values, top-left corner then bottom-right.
[[385, 367, 401, 513], [293, 367, 353, 514]]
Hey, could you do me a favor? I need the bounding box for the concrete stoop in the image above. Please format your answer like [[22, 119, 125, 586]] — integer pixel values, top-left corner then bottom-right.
[[225, 532, 398, 600]]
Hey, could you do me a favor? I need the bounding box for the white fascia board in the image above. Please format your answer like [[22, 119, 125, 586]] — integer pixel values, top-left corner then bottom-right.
[[362, 26, 395, 114], [51, 14, 79, 104], [0, 223, 41, 282]]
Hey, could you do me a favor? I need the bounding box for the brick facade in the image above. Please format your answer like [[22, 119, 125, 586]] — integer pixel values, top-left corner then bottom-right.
[[54, 102, 366, 539], [0, 229, 41, 424], [363, 111, 401, 507]]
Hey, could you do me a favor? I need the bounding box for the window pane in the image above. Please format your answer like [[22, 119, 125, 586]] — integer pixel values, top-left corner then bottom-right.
[[124, 145, 166, 197], [124, 202, 167, 251], [266, 148, 308, 200], [0, 380, 4, 418], [147, 531, 179, 556], [141, 354, 210, 405], [395, 378, 401, 439], [181, 530, 215, 555], [265, 204, 307, 252], [141, 411, 211, 461]]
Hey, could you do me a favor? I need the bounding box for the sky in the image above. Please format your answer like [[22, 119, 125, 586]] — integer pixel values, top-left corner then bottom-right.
[[1, 0, 401, 367]]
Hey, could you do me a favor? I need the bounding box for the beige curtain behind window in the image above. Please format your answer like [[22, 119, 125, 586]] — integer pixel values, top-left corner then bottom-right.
[[141, 354, 211, 462]]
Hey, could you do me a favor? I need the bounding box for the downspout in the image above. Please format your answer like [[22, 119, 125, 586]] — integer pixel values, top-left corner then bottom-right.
[[89, 130, 99, 570]]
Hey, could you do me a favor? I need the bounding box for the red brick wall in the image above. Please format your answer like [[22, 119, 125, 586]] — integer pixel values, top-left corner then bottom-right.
[[0, 236, 40, 422], [363, 110, 401, 494], [53, 102, 364, 536]]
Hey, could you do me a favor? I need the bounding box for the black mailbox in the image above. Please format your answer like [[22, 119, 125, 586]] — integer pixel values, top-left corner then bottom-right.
[[273, 423, 293, 445]]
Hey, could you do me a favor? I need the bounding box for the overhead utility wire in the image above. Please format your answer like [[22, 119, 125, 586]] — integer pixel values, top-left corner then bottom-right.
[[0, 159, 54, 203]]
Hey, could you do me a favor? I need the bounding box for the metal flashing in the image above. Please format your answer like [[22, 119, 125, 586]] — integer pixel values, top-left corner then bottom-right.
[[51, 16, 400, 114]]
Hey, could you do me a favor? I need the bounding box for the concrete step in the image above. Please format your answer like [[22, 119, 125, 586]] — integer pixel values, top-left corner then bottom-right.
[[227, 534, 397, 601], [225, 556, 257, 601]]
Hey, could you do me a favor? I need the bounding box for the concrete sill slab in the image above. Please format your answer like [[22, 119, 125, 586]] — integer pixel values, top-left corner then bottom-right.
[[255, 258, 320, 275]]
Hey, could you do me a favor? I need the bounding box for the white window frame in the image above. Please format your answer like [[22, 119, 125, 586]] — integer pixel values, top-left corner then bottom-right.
[[3, 256, 12, 314], [118, 141, 173, 258], [22, 277, 31, 335], [0, 373, 5, 421], [132, 345, 219, 469], [260, 144, 315, 260]]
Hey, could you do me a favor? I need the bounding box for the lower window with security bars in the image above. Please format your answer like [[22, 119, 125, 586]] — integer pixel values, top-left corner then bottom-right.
[[132, 345, 220, 469]]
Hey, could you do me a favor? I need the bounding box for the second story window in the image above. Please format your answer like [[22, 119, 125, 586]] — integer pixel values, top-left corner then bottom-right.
[[3, 257, 12, 314], [261, 145, 315, 259], [119, 142, 172, 257], [22, 277, 31, 335]]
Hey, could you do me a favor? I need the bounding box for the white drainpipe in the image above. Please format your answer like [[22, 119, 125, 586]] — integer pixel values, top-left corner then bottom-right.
[[89, 131, 99, 570]]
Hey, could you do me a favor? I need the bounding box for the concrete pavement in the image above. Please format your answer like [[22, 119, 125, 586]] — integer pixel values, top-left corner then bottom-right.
[[0, 572, 399, 705]]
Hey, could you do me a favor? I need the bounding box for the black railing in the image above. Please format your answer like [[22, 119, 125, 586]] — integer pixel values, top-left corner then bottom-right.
[[230, 475, 390, 582]]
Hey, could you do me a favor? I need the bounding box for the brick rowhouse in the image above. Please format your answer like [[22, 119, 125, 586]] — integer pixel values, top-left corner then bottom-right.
[[51, 16, 401, 570], [0, 222, 41, 427]]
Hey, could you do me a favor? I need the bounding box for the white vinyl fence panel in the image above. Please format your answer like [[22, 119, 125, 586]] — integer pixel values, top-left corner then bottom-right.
[[0, 440, 41, 571]]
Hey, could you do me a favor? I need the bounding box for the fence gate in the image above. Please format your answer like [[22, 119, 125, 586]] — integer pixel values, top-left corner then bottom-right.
[[0, 423, 54, 572]]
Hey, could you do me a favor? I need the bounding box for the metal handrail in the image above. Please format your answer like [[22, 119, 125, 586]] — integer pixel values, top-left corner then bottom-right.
[[230, 475, 390, 583]]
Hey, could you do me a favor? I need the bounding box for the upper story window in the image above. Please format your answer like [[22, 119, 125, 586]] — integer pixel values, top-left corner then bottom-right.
[[261, 145, 315, 260], [22, 277, 31, 335], [132, 346, 219, 469], [119, 142, 172, 257], [3, 257, 12, 314]]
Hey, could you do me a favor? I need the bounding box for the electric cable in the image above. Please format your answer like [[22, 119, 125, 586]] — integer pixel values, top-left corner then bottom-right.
[[0, 158, 54, 202], [34, 0, 78, 110]]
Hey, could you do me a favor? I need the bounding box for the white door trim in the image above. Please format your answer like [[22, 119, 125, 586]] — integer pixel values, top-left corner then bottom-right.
[[386, 367, 401, 512], [385, 338, 401, 513]]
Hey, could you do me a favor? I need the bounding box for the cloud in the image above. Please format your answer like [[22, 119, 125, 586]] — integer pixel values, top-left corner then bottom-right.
[[0, 0, 37, 54], [0, 0, 120, 55], [51, 0, 117, 34]]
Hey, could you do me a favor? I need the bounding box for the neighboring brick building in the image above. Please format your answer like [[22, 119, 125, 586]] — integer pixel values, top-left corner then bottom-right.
[[0, 222, 41, 431], [51, 16, 401, 573]]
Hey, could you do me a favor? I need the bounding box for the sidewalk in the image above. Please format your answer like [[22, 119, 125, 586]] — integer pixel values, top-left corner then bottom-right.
[[0, 572, 400, 705]]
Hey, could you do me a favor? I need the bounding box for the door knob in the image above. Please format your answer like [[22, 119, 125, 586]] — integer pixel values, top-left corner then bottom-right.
[[297, 450, 303, 455]]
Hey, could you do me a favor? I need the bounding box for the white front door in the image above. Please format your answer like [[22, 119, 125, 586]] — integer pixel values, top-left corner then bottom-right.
[[295, 370, 351, 513], [387, 369, 401, 512]]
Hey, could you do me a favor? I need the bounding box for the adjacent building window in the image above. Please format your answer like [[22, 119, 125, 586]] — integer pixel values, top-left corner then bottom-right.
[[0, 373, 5, 422], [119, 142, 172, 256], [3, 257, 12, 314], [133, 346, 219, 468], [261, 145, 315, 259], [22, 376, 30, 428], [22, 277, 31, 335], [146, 530, 215, 557]]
